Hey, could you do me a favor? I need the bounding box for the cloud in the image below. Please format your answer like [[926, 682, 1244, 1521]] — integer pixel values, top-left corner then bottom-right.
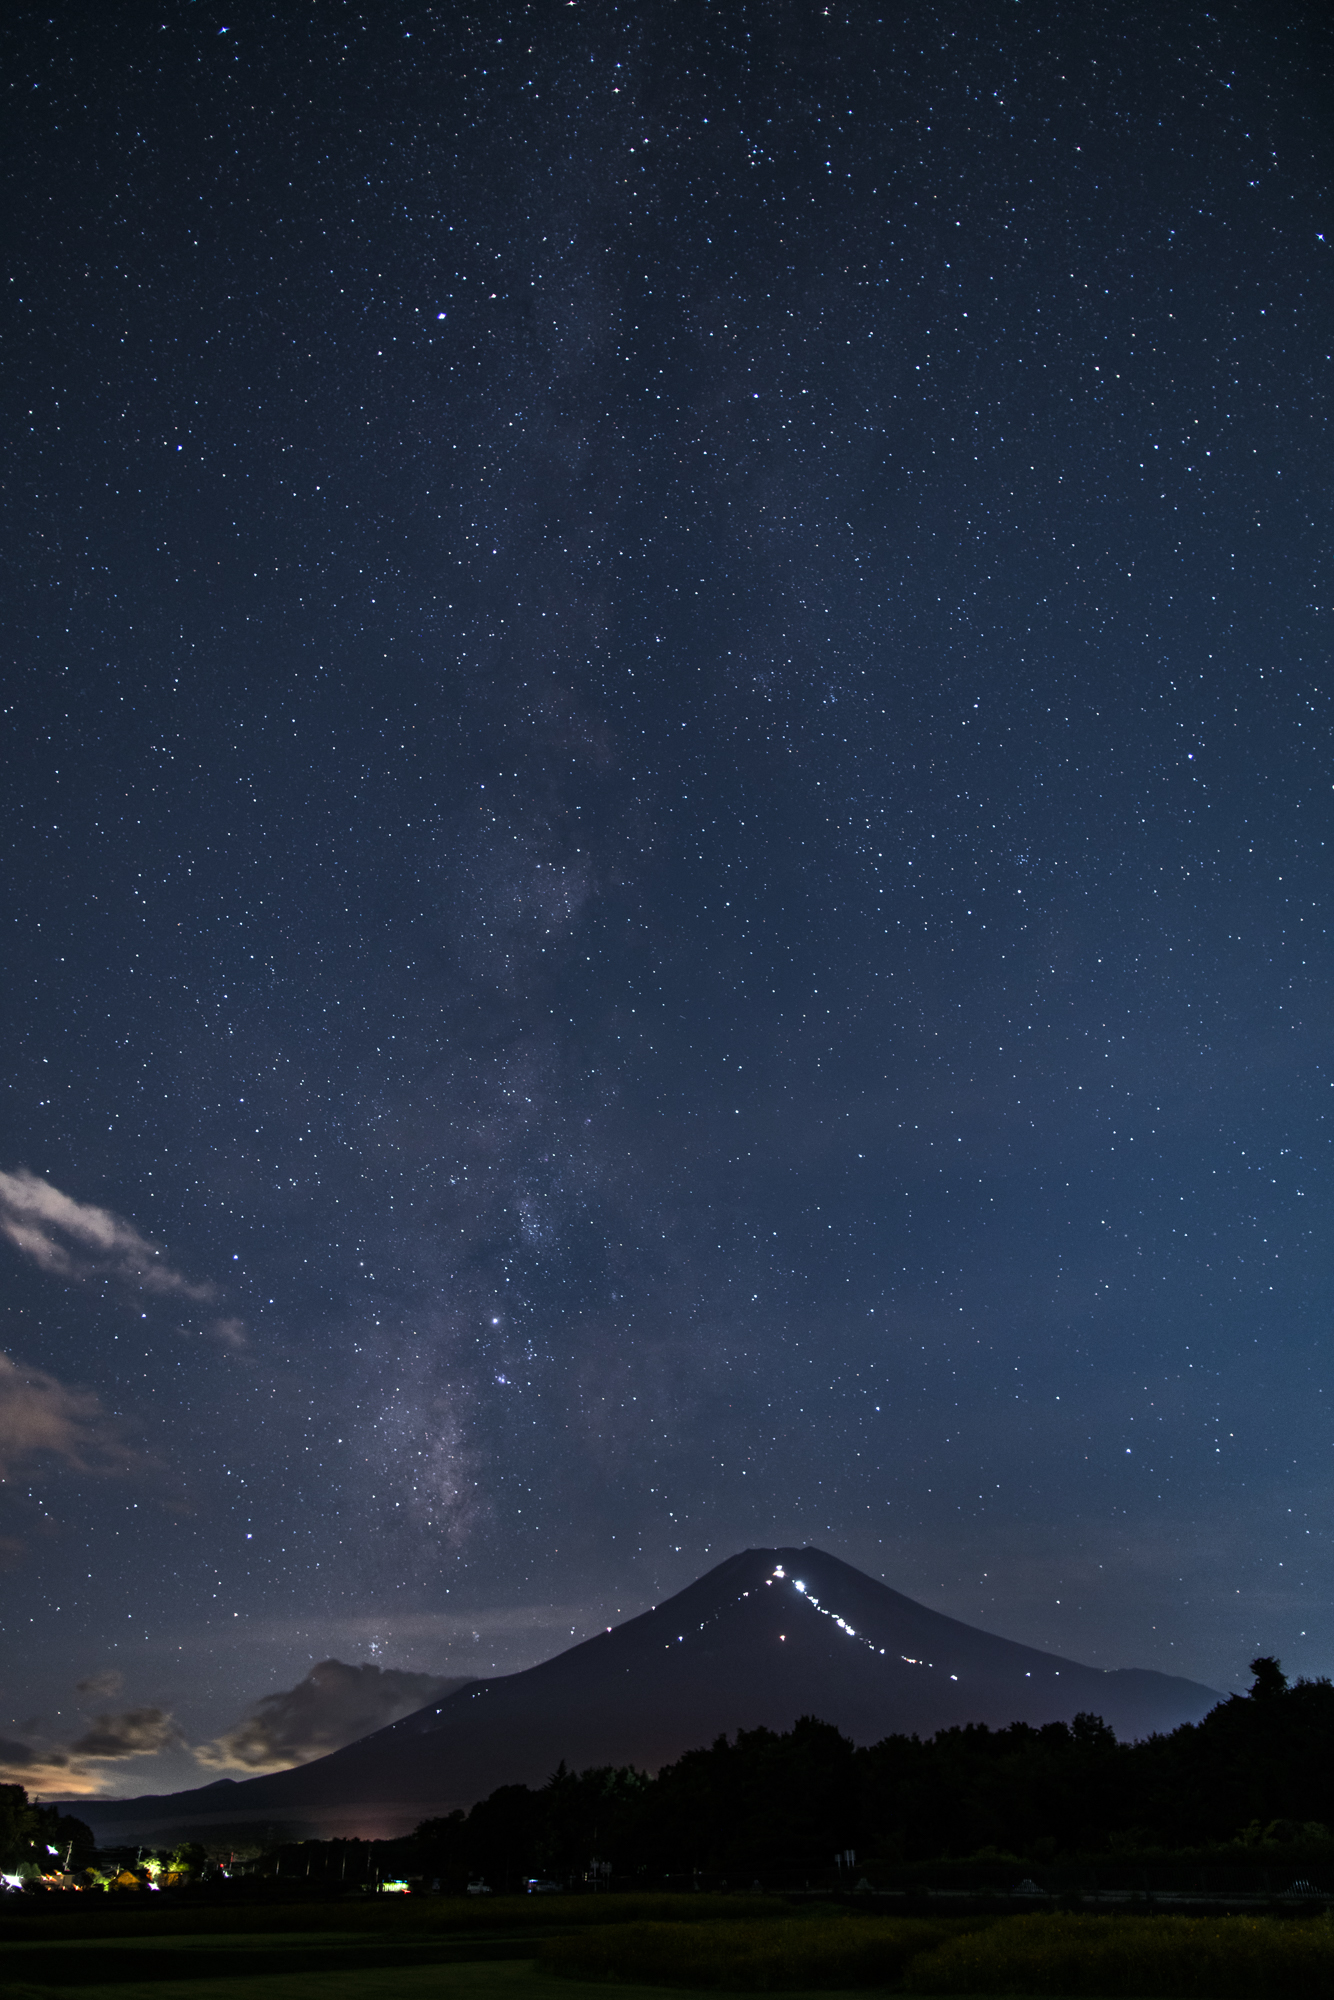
[[67, 1707, 183, 1759], [0, 1699, 185, 1795], [0, 1735, 57, 1772], [0, 1739, 105, 1796], [0, 1666, 462, 1795], [208, 1317, 249, 1350], [196, 1659, 465, 1773], [0, 1737, 88, 1794], [75, 1670, 124, 1700], [0, 1352, 133, 1480], [0, 1168, 215, 1300]]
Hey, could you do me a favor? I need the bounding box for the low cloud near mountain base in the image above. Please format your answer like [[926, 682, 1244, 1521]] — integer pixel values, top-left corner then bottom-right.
[[196, 1659, 472, 1772], [1, 1659, 469, 1794]]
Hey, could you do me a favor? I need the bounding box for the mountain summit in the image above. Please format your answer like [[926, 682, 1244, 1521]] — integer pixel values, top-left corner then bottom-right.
[[78, 1546, 1220, 1842]]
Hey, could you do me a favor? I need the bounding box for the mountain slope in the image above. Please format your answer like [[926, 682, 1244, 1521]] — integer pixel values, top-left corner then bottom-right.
[[77, 1546, 1220, 1841]]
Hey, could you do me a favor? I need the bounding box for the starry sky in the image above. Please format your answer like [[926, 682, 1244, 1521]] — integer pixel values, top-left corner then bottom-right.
[[3, 0, 1332, 1801]]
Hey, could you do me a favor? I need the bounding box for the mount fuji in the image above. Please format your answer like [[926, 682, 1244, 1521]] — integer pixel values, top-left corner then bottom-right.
[[76, 1546, 1220, 1843]]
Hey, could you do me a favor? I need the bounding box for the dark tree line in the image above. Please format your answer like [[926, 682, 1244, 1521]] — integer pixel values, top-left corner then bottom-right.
[[0, 1787, 96, 1873], [15, 1658, 1329, 1895], [397, 1658, 1334, 1889], [859, 1662, 1334, 1864]]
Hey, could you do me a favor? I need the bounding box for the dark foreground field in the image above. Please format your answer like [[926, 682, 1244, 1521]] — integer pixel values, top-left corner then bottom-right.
[[4, 1895, 1334, 1999], [0, 1955, 658, 2000]]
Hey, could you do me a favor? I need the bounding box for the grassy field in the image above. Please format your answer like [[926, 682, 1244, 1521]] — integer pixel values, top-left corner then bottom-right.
[[4, 1897, 1333, 2000], [0, 1898, 800, 2000], [0, 1950, 864, 2000], [904, 1912, 1334, 1996], [539, 1915, 972, 1988], [540, 1909, 1334, 1997], [0, 1895, 783, 1943], [0, 1955, 633, 2000]]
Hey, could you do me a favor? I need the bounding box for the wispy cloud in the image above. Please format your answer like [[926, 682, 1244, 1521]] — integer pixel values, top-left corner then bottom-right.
[[196, 1659, 462, 1773], [75, 1670, 124, 1700], [0, 1703, 185, 1794], [208, 1317, 249, 1350], [67, 1707, 183, 1759], [0, 1169, 215, 1300], [0, 1734, 79, 1791], [0, 1353, 133, 1480], [7, 1658, 479, 1798]]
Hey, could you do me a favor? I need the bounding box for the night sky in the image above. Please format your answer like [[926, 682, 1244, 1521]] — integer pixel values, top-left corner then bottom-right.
[[3, 1, 1332, 1802]]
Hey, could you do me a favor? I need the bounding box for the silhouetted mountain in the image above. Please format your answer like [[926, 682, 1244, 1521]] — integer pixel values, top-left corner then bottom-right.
[[76, 1547, 1220, 1842]]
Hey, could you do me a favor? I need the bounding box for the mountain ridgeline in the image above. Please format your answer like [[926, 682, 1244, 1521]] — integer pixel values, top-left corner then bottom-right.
[[77, 1548, 1221, 1844]]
